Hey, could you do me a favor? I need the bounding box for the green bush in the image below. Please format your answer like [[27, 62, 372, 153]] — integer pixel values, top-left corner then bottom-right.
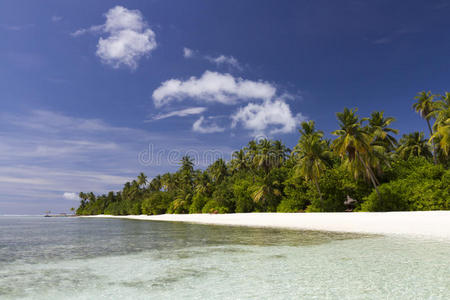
[[309, 166, 371, 212], [202, 199, 229, 214], [361, 161, 450, 211], [277, 176, 310, 212], [212, 180, 235, 212], [189, 193, 209, 213], [141, 192, 172, 215], [232, 175, 255, 213]]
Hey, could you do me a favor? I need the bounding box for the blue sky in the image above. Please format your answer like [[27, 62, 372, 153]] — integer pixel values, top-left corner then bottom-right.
[[1, 0, 450, 214]]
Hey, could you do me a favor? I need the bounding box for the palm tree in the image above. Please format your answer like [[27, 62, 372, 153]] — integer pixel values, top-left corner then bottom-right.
[[429, 92, 450, 158], [149, 175, 162, 192], [367, 111, 398, 151], [413, 91, 437, 163], [230, 149, 247, 173], [180, 155, 194, 173], [137, 172, 148, 189], [251, 176, 281, 209], [397, 132, 432, 159], [271, 140, 290, 168], [161, 173, 177, 192], [293, 121, 331, 207], [208, 158, 228, 184], [332, 108, 381, 198], [194, 171, 212, 195], [252, 139, 274, 174]]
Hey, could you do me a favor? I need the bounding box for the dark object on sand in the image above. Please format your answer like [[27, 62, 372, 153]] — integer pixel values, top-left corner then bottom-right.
[[344, 196, 357, 212]]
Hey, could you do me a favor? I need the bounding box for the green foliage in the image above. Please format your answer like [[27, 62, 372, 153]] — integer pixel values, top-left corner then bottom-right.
[[277, 173, 310, 212], [189, 193, 209, 213], [231, 173, 255, 213], [201, 199, 229, 214], [141, 192, 172, 215], [76, 96, 450, 215], [308, 166, 371, 212], [212, 179, 235, 212], [361, 158, 450, 211]]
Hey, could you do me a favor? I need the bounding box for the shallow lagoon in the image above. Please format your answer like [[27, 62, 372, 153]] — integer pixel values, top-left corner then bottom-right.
[[0, 216, 449, 299]]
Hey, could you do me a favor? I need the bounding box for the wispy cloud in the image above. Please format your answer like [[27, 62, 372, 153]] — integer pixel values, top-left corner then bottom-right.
[[371, 26, 421, 45], [192, 116, 225, 133], [182, 48, 242, 70], [51, 16, 63, 22], [150, 107, 207, 121], [0, 109, 236, 213], [72, 6, 157, 70], [0, 24, 34, 31], [206, 55, 242, 70]]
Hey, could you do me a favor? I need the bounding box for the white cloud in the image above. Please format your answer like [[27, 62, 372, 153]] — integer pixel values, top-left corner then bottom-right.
[[63, 192, 79, 200], [206, 55, 242, 70], [231, 99, 305, 136], [51, 16, 63, 22], [183, 47, 194, 58], [192, 116, 225, 134], [152, 71, 276, 107], [151, 107, 207, 121], [73, 6, 157, 70]]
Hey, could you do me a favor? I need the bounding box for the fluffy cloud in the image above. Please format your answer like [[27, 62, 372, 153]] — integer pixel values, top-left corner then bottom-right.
[[206, 55, 241, 70], [63, 192, 79, 200], [151, 107, 207, 120], [231, 99, 305, 136], [152, 71, 276, 107], [73, 6, 156, 70], [192, 116, 225, 133]]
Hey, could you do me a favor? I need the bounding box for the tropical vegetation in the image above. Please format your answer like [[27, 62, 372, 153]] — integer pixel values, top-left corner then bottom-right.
[[76, 91, 450, 215]]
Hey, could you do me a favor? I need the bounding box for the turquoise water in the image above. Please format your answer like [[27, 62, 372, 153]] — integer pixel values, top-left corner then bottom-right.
[[0, 217, 449, 299]]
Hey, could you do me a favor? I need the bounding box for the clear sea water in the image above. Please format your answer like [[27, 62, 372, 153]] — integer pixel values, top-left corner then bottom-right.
[[0, 216, 449, 299]]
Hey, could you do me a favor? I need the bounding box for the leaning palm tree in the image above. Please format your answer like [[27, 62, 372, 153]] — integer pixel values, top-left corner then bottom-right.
[[413, 91, 437, 163], [396, 132, 433, 160], [292, 121, 331, 207], [251, 176, 281, 209], [332, 108, 381, 198]]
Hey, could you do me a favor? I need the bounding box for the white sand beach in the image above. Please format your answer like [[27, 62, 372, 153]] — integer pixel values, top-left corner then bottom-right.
[[85, 211, 450, 239]]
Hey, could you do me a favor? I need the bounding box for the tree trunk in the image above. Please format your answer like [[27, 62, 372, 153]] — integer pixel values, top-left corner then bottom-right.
[[427, 119, 437, 164], [314, 178, 323, 210], [357, 153, 381, 201]]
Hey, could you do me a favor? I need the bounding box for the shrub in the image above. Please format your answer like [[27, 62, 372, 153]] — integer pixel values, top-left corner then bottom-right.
[[277, 176, 310, 212], [309, 166, 371, 212], [189, 193, 209, 213], [201, 199, 229, 214], [141, 192, 172, 215], [212, 180, 235, 212], [232, 175, 255, 213], [361, 160, 450, 211]]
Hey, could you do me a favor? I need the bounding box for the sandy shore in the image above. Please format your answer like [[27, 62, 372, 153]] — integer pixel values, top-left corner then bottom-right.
[[84, 211, 450, 239]]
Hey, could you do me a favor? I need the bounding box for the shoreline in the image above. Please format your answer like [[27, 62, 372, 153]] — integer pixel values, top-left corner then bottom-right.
[[82, 211, 450, 239]]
